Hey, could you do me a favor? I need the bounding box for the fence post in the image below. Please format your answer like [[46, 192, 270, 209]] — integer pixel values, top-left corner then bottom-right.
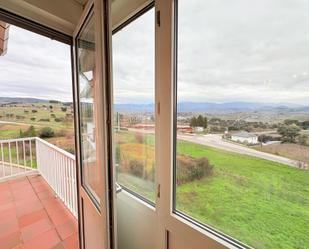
[[35, 138, 40, 171]]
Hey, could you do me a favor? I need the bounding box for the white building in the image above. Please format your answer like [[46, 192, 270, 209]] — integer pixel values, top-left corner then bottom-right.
[[194, 126, 204, 132], [231, 131, 258, 144]]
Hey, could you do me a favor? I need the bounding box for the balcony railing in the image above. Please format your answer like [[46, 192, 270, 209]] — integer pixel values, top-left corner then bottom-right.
[[0, 137, 78, 218]]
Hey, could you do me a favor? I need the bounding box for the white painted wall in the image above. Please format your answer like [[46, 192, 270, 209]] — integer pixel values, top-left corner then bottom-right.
[[231, 135, 258, 144]]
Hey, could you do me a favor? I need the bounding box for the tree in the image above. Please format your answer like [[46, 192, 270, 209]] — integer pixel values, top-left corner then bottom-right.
[[190, 117, 197, 127], [284, 119, 299, 126], [277, 124, 300, 143], [297, 135, 308, 146], [190, 115, 207, 128], [301, 121, 309, 130], [61, 107, 67, 112]]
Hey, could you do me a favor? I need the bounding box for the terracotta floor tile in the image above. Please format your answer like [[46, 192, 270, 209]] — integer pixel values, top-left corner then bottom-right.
[[13, 244, 25, 249], [0, 201, 15, 213], [0, 193, 13, 205], [0, 208, 17, 223], [21, 218, 53, 242], [33, 184, 51, 194], [24, 229, 61, 249], [56, 220, 77, 240], [37, 190, 56, 201], [0, 218, 19, 239], [0, 231, 21, 249], [52, 243, 66, 249], [62, 233, 78, 249], [0, 175, 79, 249], [16, 200, 43, 218], [19, 209, 49, 228], [0, 182, 9, 191], [49, 209, 73, 226]]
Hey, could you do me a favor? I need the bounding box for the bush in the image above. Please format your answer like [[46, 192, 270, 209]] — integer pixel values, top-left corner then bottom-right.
[[39, 118, 50, 122], [55, 117, 64, 122], [50, 113, 56, 118], [39, 127, 55, 138], [30, 117, 36, 121], [20, 126, 36, 138], [129, 159, 144, 178], [61, 107, 67, 112], [176, 155, 213, 185], [31, 110, 38, 113]]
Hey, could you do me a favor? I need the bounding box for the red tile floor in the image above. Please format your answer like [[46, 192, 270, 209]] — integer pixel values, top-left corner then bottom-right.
[[0, 174, 79, 249]]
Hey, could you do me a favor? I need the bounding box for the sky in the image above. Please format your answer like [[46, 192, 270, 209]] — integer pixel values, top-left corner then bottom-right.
[[113, 0, 309, 105], [1, 0, 309, 105], [0, 25, 72, 101]]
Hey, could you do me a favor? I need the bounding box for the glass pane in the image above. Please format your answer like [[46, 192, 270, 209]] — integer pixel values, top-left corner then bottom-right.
[[112, 9, 156, 202], [175, 0, 309, 248], [77, 14, 100, 203]]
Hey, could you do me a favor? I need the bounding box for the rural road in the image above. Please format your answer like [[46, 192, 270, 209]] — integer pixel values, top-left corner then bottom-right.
[[178, 133, 302, 168]]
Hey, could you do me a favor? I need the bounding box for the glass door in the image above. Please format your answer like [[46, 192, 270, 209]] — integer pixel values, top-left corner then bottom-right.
[[73, 1, 112, 248]]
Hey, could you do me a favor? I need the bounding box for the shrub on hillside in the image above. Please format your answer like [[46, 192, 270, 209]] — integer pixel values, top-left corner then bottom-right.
[[31, 110, 38, 113], [39, 127, 55, 138], [61, 107, 67, 112], [176, 155, 213, 185], [129, 159, 144, 178], [39, 118, 50, 122], [55, 117, 64, 122], [50, 113, 56, 118], [30, 117, 36, 121], [20, 126, 36, 138]]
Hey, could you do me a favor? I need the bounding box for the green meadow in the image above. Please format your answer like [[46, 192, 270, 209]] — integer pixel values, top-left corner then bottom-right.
[[116, 131, 309, 249]]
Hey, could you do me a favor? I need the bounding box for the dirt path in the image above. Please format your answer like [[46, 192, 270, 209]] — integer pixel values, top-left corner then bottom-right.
[[178, 133, 305, 168]]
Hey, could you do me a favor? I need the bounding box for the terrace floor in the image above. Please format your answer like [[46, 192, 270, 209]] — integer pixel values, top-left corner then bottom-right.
[[0, 174, 79, 249]]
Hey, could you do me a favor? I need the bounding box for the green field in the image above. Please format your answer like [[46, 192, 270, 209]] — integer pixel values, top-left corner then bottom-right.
[[116, 131, 309, 249], [0, 103, 75, 152], [176, 140, 309, 249]]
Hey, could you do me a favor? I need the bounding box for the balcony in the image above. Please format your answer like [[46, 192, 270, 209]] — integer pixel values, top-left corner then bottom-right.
[[0, 137, 78, 249]]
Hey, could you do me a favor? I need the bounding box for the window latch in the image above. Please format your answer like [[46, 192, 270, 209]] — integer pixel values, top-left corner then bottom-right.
[[157, 184, 161, 198]]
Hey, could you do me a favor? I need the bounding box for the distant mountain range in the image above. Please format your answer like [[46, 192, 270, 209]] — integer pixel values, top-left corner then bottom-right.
[[115, 101, 309, 112], [1, 97, 308, 112], [0, 97, 49, 104]]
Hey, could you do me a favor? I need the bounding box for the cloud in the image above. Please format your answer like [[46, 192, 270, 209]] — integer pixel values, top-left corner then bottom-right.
[[0, 25, 72, 101], [112, 0, 309, 105]]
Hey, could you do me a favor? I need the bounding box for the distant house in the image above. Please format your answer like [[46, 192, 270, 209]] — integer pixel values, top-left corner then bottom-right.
[[194, 126, 204, 132], [231, 131, 258, 144]]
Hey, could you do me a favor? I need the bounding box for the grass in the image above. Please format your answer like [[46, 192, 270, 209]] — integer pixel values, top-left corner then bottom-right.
[[176, 140, 309, 249], [0, 103, 75, 153], [0, 102, 74, 129], [0, 142, 37, 168], [115, 131, 309, 248]]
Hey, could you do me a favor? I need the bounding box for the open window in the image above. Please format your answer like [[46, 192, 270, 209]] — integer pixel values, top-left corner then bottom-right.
[[112, 6, 156, 203]]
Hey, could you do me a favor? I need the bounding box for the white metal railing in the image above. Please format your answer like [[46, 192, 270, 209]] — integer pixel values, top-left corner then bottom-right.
[[0, 137, 78, 218], [0, 137, 37, 179], [36, 137, 78, 217]]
